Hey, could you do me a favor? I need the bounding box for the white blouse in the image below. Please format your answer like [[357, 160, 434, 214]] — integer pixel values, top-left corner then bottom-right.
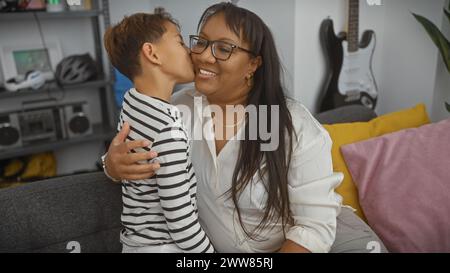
[[170, 89, 344, 253]]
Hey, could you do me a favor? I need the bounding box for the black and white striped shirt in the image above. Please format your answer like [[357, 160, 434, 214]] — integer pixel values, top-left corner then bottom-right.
[[118, 88, 214, 253]]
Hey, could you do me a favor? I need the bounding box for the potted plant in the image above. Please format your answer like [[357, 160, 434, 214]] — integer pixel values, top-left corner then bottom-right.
[[413, 2, 450, 112]]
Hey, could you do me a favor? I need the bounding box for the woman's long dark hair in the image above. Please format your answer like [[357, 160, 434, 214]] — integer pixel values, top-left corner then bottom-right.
[[198, 2, 295, 240]]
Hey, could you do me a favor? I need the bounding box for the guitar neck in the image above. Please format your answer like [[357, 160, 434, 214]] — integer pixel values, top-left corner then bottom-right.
[[348, 0, 360, 52]]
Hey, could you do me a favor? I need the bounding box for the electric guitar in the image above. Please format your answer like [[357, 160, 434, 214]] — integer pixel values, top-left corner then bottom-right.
[[319, 0, 378, 112]]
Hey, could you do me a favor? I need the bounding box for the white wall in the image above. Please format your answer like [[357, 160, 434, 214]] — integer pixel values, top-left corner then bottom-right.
[[377, 0, 446, 120], [238, 0, 296, 95], [109, 0, 154, 24]]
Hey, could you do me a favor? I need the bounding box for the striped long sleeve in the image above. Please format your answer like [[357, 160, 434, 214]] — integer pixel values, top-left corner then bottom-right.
[[118, 88, 214, 253], [153, 125, 214, 253]]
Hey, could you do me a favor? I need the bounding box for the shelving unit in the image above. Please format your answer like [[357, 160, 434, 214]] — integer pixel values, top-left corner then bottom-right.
[[0, 9, 103, 20], [0, 0, 117, 164], [0, 79, 113, 99], [0, 124, 115, 160]]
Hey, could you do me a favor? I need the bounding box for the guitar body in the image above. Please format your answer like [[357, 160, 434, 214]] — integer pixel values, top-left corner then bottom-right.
[[319, 18, 378, 112]]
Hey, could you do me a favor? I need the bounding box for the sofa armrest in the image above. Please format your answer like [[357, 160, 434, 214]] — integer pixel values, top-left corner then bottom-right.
[[0, 172, 122, 253], [315, 105, 377, 124]]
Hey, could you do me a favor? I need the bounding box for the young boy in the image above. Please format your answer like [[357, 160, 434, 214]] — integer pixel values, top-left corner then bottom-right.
[[104, 10, 214, 253]]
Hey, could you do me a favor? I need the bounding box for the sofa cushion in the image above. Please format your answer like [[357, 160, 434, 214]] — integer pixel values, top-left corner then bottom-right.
[[0, 172, 122, 253], [341, 118, 450, 252], [323, 104, 430, 220]]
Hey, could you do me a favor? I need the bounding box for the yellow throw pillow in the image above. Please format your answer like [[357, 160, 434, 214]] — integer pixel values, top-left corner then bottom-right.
[[324, 104, 430, 221]]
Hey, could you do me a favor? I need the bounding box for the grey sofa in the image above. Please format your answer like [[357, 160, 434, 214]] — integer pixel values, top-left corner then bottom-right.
[[0, 105, 377, 253]]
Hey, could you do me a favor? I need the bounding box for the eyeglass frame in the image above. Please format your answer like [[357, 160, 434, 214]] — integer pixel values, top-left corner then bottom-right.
[[189, 35, 256, 61]]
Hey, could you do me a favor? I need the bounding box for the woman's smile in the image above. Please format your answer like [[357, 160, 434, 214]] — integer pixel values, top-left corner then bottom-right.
[[196, 68, 218, 80]]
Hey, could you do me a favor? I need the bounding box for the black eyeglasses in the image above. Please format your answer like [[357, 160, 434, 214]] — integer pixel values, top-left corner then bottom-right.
[[189, 35, 255, 61]]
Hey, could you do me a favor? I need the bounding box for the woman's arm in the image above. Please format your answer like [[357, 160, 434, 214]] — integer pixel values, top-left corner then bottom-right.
[[104, 122, 161, 181], [278, 240, 311, 253], [284, 128, 343, 253]]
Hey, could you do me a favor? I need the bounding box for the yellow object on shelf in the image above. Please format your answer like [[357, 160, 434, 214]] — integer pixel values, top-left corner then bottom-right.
[[2, 152, 57, 182]]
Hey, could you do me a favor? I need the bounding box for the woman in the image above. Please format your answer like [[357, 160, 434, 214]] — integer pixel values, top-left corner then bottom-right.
[[103, 2, 387, 253]]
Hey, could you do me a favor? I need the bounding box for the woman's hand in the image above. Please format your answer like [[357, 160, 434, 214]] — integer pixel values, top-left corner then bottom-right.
[[278, 240, 311, 253], [105, 122, 160, 181]]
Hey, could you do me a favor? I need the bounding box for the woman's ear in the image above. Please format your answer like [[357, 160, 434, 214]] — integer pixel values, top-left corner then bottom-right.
[[249, 56, 262, 74], [141, 42, 162, 65]]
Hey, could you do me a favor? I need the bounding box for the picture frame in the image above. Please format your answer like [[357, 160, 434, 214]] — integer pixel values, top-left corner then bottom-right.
[[0, 40, 63, 82]]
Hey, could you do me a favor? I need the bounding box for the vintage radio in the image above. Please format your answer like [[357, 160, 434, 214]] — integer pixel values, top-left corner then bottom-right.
[[63, 102, 93, 139], [0, 112, 22, 150], [0, 101, 93, 151]]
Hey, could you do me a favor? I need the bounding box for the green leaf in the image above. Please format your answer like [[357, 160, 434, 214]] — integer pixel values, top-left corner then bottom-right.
[[445, 8, 450, 26], [412, 13, 450, 72], [446, 102, 450, 113], [441, 8, 450, 73]]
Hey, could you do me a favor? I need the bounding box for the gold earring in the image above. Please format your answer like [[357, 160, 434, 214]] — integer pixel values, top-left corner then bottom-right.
[[246, 73, 254, 88]]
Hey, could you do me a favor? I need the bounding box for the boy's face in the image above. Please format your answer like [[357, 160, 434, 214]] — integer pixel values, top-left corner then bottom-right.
[[157, 22, 195, 84]]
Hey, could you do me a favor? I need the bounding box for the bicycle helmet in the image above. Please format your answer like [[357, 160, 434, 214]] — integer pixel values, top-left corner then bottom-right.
[[55, 54, 98, 85]]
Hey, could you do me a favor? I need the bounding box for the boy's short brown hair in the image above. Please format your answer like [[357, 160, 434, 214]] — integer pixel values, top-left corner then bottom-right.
[[104, 8, 179, 80]]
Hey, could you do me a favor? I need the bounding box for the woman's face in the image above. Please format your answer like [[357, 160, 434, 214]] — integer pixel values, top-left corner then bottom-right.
[[191, 13, 260, 104]]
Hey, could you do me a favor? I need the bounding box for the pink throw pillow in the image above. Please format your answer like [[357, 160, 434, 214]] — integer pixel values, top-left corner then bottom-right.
[[341, 118, 450, 253]]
